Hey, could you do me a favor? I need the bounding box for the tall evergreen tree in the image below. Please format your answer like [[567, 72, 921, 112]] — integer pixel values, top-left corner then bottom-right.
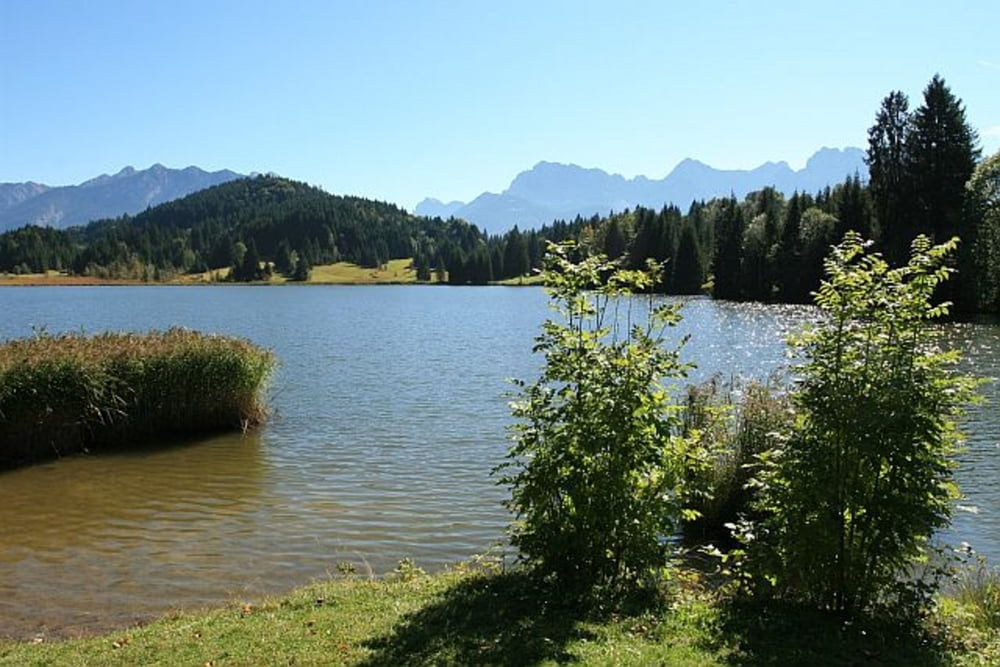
[[434, 252, 447, 283], [908, 75, 981, 311], [413, 253, 432, 281], [834, 173, 873, 240], [275, 239, 295, 275], [503, 226, 530, 279], [291, 254, 311, 281], [688, 201, 712, 262], [672, 221, 704, 294], [777, 192, 805, 302], [908, 75, 981, 243], [603, 218, 628, 260], [490, 244, 505, 281], [711, 196, 745, 300], [237, 239, 265, 282], [866, 90, 912, 263], [628, 208, 657, 270]]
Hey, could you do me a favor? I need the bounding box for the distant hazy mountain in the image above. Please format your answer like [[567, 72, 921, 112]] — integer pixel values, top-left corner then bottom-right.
[[413, 197, 465, 220], [0, 164, 243, 232], [0, 182, 50, 211], [416, 147, 866, 234]]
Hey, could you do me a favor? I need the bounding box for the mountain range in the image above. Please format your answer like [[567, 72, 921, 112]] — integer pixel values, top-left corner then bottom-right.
[[1, 148, 866, 236], [417, 147, 867, 234], [0, 164, 243, 232]]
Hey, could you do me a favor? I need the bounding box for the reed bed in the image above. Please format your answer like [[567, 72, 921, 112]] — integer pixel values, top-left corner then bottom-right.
[[680, 375, 794, 539], [0, 328, 275, 467]]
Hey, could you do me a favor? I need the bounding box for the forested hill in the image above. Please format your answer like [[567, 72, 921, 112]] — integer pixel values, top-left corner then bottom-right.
[[0, 175, 498, 282], [1, 78, 996, 314]]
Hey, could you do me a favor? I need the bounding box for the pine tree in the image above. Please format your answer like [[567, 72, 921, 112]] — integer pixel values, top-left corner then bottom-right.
[[275, 240, 295, 275], [908, 75, 981, 311], [241, 240, 264, 281], [834, 173, 872, 240], [672, 221, 704, 294], [628, 208, 656, 270], [291, 255, 311, 281], [434, 253, 447, 283], [908, 75, 981, 243], [503, 226, 530, 279], [866, 90, 912, 263], [603, 218, 627, 260], [777, 193, 806, 303], [865, 90, 914, 262], [711, 197, 745, 300], [414, 253, 432, 281]]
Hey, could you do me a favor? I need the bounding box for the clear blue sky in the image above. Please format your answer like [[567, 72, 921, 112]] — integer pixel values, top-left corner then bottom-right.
[[2, 0, 998, 211]]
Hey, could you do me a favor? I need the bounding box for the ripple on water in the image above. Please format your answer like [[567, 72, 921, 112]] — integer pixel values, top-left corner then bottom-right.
[[0, 287, 996, 638]]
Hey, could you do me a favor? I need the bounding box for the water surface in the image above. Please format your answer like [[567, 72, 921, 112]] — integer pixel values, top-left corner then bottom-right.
[[0, 286, 996, 638]]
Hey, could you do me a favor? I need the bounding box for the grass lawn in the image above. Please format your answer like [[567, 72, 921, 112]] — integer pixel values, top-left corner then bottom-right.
[[1, 261, 549, 288], [494, 272, 545, 287], [305, 258, 427, 284], [2, 563, 997, 666], [1, 261, 546, 287], [0, 270, 140, 286]]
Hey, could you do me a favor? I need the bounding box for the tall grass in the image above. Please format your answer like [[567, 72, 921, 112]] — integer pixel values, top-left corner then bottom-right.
[[950, 558, 1000, 632], [681, 375, 793, 540], [0, 328, 276, 467]]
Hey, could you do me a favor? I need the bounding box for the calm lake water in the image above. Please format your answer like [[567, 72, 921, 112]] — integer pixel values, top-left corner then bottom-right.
[[0, 286, 997, 639]]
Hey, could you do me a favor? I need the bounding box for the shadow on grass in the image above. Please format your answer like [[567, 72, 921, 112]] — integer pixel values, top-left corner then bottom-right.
[[715, 599, 951, 666], [359, 567, 955, 666], [359, 571, 603, 666]]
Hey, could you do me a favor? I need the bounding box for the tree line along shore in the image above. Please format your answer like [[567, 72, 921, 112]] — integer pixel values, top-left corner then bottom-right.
[[1, 74, 998, 663], [0, 75, 997, 313], [2, 236, 998, 664]]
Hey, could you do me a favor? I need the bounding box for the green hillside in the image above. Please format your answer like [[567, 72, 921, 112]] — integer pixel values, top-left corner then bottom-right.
[[0, 176, 484, 281]]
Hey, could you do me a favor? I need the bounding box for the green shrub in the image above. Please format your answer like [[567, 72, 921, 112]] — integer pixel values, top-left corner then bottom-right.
[[497, 242, 709, 595], [0, 328, 275, 467], [739, 232, 978, 615]]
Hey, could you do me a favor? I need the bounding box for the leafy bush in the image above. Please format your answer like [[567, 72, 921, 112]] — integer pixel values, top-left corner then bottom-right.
[[497, 242, 708, 595], [739, 232, 978, 615]]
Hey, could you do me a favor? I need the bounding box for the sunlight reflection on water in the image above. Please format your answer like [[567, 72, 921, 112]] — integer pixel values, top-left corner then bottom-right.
[[0, 287, 996, 638]]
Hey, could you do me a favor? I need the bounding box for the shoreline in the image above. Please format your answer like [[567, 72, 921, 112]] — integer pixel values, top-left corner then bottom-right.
[[0, 277, 542, 288]]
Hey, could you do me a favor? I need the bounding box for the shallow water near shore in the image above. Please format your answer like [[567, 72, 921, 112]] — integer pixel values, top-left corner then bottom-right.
[[0, 286, 997, 639]]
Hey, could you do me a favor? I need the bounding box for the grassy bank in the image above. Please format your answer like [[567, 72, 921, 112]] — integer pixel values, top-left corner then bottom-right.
[[1, 564, 997, 665], [0, 260, 426, 286], [1, 259, 544, 286], [0, 328, 275, 468], [181, 258, 433, 285], [0, 270, 148, 286]]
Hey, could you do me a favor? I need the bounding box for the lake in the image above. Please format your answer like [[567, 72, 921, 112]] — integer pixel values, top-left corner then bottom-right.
[[0, 286, 997, 638]]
